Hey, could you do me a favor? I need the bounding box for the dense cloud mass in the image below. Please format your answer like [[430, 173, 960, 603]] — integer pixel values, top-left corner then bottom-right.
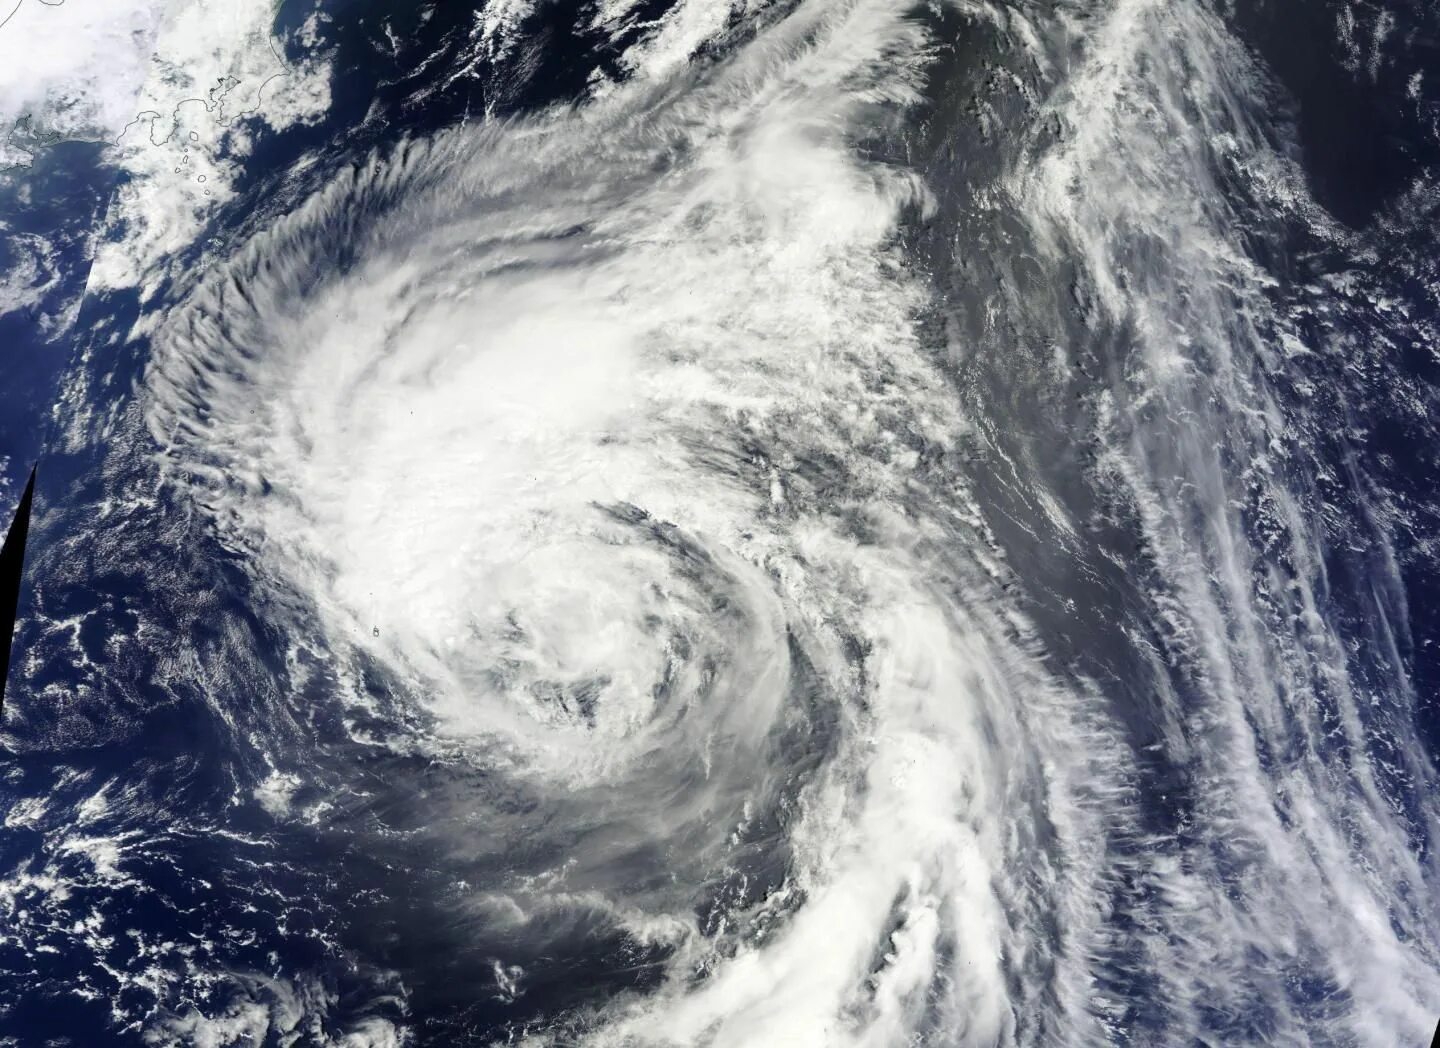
[[2, 0, 1440, 1043]]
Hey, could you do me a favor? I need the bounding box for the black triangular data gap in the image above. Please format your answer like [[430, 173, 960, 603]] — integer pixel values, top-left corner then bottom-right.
[[0, 463, 37, 717]]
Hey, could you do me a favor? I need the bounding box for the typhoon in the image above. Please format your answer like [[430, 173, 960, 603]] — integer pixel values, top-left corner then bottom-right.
[[3, 0, 1440, 1044]]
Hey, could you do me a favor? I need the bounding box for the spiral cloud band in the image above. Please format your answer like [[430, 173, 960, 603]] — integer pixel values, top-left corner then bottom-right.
[[129, 0, 1440, 1042]]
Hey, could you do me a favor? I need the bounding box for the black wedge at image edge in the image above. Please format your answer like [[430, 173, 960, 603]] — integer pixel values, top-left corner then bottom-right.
[[0, 464, 36, 716]]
